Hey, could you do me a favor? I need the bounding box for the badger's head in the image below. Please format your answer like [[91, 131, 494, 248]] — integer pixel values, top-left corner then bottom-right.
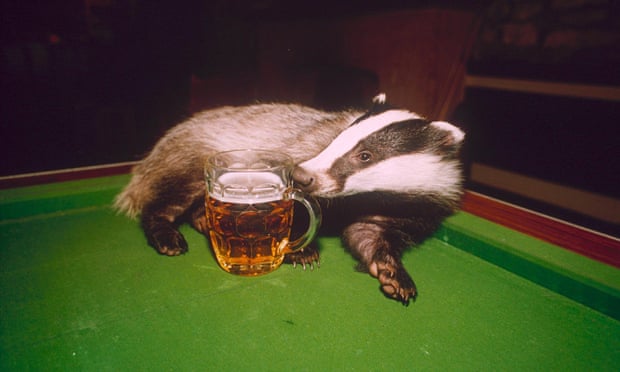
[[293, 94, 465, 200]]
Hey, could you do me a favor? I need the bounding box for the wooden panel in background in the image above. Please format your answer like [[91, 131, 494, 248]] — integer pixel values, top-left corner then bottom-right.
[[257, 9, 479, 118]]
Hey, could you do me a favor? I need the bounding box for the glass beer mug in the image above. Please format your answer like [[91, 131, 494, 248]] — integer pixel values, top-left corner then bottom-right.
[[205, 149, 321, 276]]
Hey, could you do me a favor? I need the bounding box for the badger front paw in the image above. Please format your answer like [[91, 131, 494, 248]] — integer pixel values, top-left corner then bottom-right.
[[283, 244, 320, 270], [148, 227, 189, 256], [368, 255, 417, 305]]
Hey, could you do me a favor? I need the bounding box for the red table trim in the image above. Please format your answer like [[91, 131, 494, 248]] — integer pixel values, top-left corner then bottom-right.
[[0, 163, 136, 190], [461, 191, 620, 269]]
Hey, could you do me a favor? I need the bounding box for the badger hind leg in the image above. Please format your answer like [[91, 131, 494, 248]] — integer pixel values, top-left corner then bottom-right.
[[343, 219, 417, 305], [141, 179, 206, 256], [142, 215, 188, 256]]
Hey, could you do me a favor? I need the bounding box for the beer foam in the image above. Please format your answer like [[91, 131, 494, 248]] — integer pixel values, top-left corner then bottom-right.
[[210, 171, 286, 203]]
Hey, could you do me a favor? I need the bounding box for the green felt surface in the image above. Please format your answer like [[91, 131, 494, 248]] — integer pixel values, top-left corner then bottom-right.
[[1, 176, 619, 370]]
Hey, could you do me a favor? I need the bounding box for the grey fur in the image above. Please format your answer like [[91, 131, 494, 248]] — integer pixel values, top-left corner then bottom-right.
[[115, 103, 360, 217]]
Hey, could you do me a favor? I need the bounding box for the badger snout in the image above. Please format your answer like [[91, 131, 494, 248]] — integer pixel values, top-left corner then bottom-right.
[[292, 167, 317, 193]]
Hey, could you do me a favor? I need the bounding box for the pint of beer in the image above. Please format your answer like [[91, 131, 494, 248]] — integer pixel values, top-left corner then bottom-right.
[[205, 149, 321, 276]]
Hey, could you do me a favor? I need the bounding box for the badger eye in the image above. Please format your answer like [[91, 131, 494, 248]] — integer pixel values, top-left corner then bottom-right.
[[358, 151, 372, 162]]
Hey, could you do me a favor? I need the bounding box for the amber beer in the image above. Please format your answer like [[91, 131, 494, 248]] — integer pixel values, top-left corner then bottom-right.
[[206, 194, 294, 276], [205, 149, 321, 276]]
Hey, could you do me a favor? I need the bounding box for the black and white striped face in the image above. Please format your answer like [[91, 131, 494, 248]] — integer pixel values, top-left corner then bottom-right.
[[293, 109, 465, 198]]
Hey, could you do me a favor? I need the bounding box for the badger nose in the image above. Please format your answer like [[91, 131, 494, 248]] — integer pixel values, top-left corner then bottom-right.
[[292, 167, 316, 191]]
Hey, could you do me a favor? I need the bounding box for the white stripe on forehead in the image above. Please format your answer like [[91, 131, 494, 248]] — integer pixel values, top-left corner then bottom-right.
[[300, 110, 421, 170]]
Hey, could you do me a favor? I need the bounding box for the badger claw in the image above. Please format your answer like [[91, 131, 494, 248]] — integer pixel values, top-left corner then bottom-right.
[[369, 255, 417, 305], [378, 269, 417, 305], [284, 245, 320, 271]]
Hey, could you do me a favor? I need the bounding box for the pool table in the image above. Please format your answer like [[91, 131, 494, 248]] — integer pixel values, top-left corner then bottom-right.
[[1, 166, 619, 370]]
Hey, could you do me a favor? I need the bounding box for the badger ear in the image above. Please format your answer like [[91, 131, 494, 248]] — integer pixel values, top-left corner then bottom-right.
[[430, 121, 465, 147], [370, 93, 390, 113], [350, 93, 393, 126], [372, 93, 386, 105]]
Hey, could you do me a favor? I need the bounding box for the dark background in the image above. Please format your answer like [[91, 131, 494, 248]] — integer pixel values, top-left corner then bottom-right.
[[1, 0, 480, 175]]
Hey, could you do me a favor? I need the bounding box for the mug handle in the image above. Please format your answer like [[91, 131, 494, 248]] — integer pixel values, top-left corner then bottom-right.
[[283, 188, 322, 253]]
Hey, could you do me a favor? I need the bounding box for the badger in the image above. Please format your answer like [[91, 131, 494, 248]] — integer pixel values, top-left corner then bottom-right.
[[115, 94, 465, 305]]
